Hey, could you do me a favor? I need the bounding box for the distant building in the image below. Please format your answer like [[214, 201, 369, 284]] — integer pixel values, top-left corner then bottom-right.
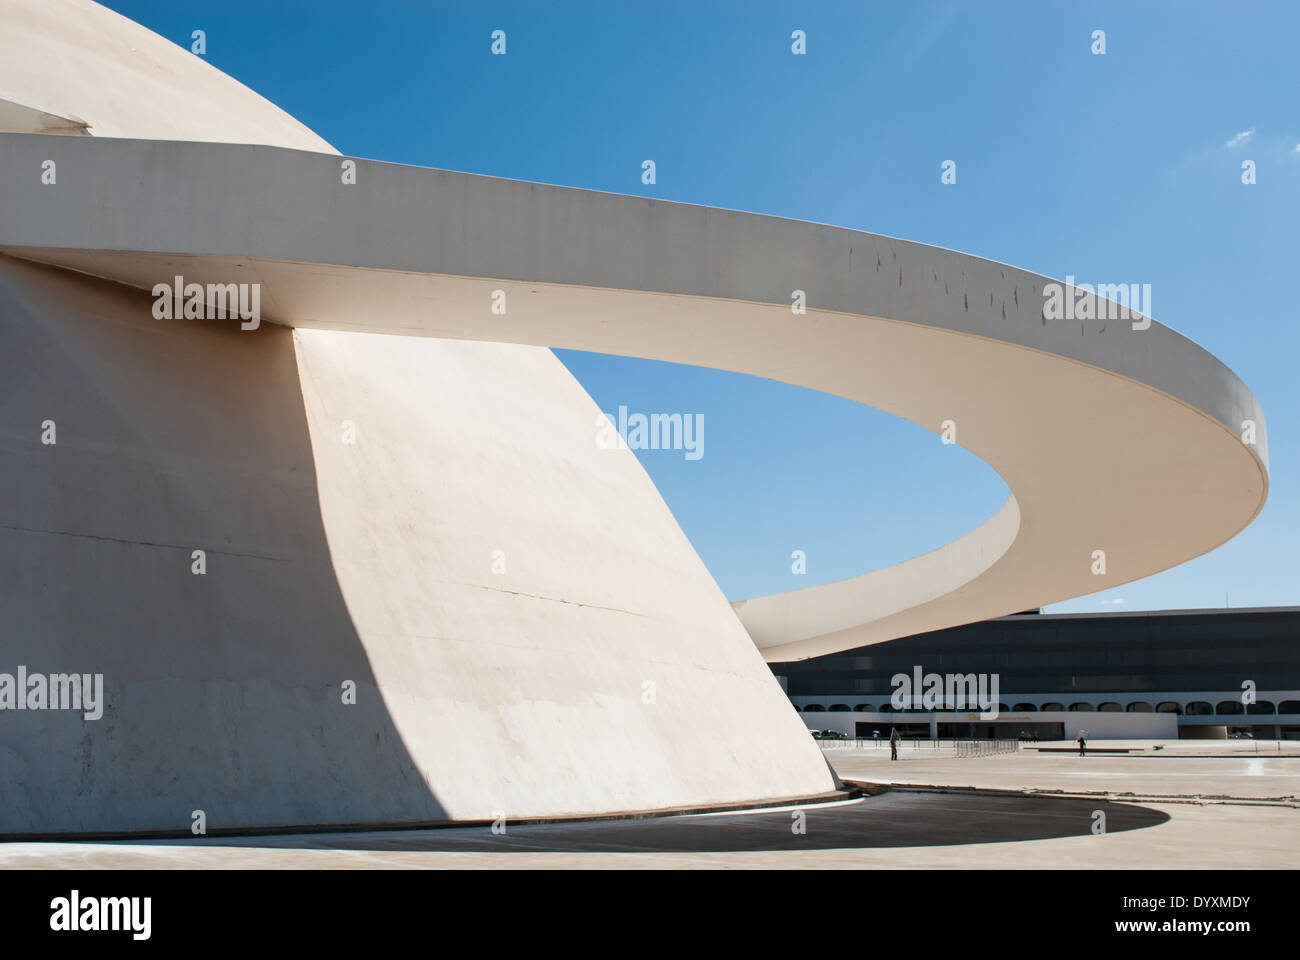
[[776, 607, 1300, 740]]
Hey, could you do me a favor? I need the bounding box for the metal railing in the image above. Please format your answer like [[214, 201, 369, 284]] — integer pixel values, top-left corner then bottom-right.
[[952, 737, 1020, 757], [814, 735, 1021, 756]]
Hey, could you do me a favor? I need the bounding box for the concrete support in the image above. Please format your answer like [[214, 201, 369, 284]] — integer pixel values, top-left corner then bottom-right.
[[0, 258, 837, 834]]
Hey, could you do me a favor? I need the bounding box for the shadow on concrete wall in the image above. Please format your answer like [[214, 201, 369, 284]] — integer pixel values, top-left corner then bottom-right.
[[0, 257, 445, 834]]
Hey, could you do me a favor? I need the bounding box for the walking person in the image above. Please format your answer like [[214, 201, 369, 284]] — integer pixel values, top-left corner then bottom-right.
[[1077, 730, 1087, 757], [890, 726, 901, 761]]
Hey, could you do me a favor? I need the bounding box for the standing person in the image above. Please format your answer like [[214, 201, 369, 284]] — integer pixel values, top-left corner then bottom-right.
[[890, 726, 901, 761], [1077, 730, 1087, 757]]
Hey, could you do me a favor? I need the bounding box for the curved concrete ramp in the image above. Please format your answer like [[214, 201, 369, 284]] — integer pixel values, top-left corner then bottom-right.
[[0, 133, 1268, 662]]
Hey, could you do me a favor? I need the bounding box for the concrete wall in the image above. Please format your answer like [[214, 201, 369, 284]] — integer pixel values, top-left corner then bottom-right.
[[0, 0, 839, 833], [0, 257, 838, 833], [288, 324, 839, 820], [1057, 712, 1178, 740]]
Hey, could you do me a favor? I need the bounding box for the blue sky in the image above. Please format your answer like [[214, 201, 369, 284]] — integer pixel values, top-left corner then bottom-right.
[[104, 0, 1300, 612]]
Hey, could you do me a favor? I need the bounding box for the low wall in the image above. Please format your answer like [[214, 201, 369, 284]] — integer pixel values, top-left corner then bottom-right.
[[801, 709, 1178, 740]]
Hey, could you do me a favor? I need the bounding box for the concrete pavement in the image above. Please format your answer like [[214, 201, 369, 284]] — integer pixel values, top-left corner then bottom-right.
[[4, 744, 1296, 868], [828, 740, 1300, 801]]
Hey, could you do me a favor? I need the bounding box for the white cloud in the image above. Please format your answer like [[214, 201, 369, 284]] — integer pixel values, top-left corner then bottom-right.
[[1225, 127, 1255, 149]]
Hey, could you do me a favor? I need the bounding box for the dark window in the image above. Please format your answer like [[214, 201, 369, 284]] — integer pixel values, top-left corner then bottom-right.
[[772, 609, 1300, 700]]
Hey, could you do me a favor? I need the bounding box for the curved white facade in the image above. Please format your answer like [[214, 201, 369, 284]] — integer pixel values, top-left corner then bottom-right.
[[0, 0, 1267, 833], [0, 0, 839, 835], [0, 132, 1268, 665]]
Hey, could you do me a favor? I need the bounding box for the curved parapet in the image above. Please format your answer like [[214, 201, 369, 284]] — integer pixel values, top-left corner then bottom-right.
[[0, 133, 1268, 666]]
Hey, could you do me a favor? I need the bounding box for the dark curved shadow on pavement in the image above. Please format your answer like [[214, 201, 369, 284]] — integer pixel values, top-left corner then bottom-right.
[[135, 790, 1170, 854]]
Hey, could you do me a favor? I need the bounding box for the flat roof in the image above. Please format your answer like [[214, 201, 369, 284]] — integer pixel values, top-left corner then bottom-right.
[[999, 605, 1300, 622]]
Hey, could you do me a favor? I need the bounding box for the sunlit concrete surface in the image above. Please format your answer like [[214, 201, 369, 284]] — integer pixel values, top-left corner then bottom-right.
[[2, 739, 1294, 869], [0, 0, 333, 148], [0, 0, 1270, 668], [0, 0, 1273, 835], [0, 0, 837, 834], [827, 740, 1300, 801], [0, 131, 1270, 663]]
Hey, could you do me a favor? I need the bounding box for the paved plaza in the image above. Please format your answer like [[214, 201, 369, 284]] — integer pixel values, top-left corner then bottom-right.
[[826, 738, 1300, 801], [4, 740, 1293, 869]]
